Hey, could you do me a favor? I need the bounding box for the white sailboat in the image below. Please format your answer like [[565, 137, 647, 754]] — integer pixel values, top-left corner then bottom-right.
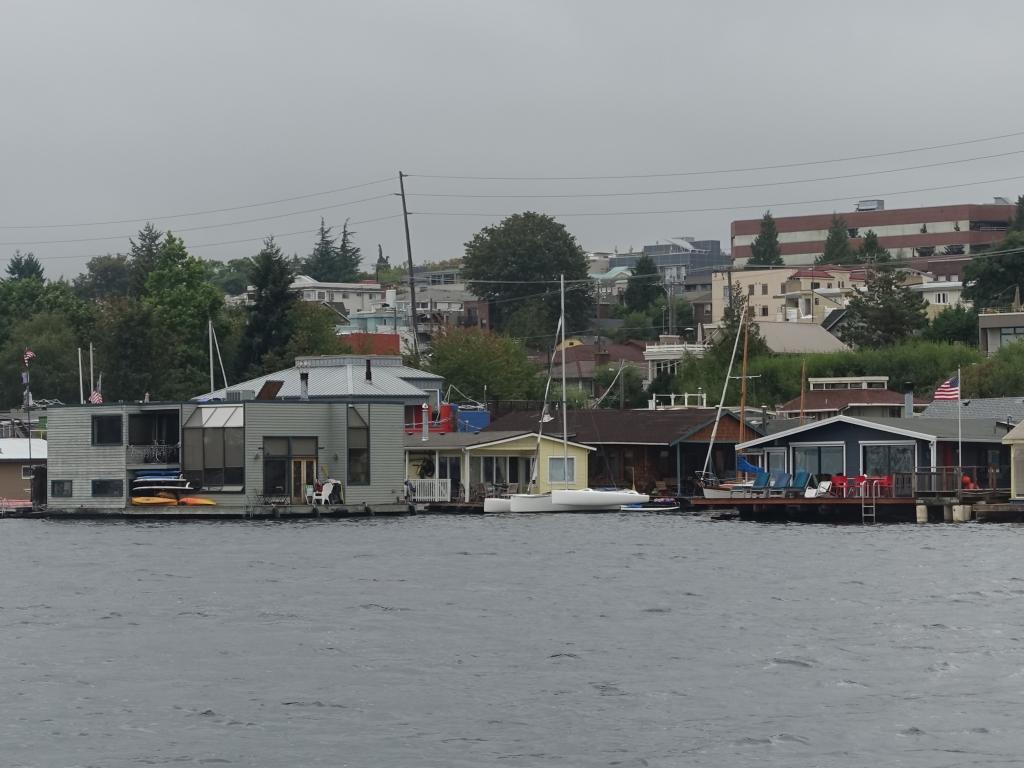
[[508, 274, 648, 513]]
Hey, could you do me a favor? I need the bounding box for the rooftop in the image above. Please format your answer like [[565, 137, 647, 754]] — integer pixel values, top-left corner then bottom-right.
[[0, 438, 46, 461]]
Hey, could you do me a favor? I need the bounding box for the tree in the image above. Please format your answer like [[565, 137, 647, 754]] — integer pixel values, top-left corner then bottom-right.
[[6, 250, 44, 281], [842, 269, 928, 347], [923, 305, 978, 346], [463, 212, 593, 336], [428, 327, 539, 401], [302, 219, 362, 282], [962, 229, 1024, 310], [260, 302, 350, 372], [128, 223, 164, 296], [73, 254, 132, 300], [622, 255, 661, 312], [335, 221, 362, 282], [858, 230, 891, 263], [1010, 194, 1024, 233], [205, 257, 252, 296], [0, 312, 80, 406], [92, 299, 161, 401], [748, 211, 783, 266], [594, 363, 646, 408], [818, 215, 853, 265], [240, 237, 296, 376]]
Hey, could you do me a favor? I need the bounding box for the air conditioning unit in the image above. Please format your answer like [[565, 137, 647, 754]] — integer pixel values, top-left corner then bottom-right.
[[855, 199, 884, 211], [226, 390, 256, 402]]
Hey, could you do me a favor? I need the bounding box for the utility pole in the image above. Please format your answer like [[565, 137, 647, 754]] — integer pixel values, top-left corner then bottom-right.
[[398, 172, 419, 359]]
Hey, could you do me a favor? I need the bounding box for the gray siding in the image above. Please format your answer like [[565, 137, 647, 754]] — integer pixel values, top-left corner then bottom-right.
[[47, 405, 129, 508], [347, 403, 406, 505]]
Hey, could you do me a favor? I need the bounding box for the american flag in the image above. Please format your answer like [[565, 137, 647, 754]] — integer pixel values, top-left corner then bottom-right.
[[88, 373, 103, 404], [23, 349, 35, 366], [933, 373, 960, 401]]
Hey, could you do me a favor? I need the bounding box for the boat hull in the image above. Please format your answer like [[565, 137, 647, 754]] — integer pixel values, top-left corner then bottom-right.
[[509, 493, 579, 513], [551, 489, 650, 508], [482, 498, 511, 513]]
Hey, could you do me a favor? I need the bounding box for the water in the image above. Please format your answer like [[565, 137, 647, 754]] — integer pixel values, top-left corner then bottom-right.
[[3, 515, 1024, 767]]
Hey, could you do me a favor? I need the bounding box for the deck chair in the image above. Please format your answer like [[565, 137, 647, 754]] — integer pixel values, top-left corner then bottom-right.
[[304, 484, 315, 504], [784, 470, 812, 497], [805, 480, 832, 498], [312, 481, 335, 505], [766, 471, 791, 497], [731, 471, 770, 497]]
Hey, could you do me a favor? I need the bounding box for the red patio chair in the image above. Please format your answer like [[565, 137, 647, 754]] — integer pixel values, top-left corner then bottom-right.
[[831, 474, 848, 497]]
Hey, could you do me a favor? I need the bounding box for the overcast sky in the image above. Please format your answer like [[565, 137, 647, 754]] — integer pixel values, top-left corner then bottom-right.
[[2, 0, 1023, 279]]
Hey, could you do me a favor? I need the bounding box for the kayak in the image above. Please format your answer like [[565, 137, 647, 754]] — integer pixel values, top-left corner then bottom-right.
[[130, 496, 179, 506], [178, 497, 217, 506]]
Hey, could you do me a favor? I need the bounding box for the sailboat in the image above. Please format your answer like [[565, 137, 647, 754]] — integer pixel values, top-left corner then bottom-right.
[[508, 274, 649, 513]]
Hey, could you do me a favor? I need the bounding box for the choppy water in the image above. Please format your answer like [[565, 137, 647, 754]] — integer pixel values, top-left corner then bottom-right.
[[3, 515, 1024, 767]]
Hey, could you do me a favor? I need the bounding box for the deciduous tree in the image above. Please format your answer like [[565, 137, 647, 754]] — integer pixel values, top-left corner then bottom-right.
[[428, 326, 538, 401], [923, 305, 977, 346]]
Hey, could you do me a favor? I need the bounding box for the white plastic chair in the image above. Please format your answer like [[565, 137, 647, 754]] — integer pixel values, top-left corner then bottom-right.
[[312, 481, 335, 505]]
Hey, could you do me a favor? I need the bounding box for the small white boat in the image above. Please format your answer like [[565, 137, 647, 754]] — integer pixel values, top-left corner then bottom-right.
[[482, 497, 512, 513], [509, 493, 578, 513], [551, 488, 649, 508]]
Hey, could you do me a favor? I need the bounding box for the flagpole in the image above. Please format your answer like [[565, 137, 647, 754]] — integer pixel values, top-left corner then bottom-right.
[[78, 347, 84, 405], [89, 342, 94, 397], [957, 366, 962, 473]]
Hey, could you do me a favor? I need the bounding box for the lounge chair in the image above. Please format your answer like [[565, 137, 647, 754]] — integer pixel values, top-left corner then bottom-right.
[[731, 471, 770, 497], [766, 471, 791, 497], [805, 480, 832, 498], [784, 470, 812, 498]]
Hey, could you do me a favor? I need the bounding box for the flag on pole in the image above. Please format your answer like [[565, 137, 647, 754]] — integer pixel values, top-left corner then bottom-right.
[[88, 373, 103, 404], [23, 348, 35, 366], [933, 373, 960, 401]]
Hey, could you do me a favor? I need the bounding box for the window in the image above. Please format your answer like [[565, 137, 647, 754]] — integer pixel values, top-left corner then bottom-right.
[[91, 479, 124, 497], [862, 444, 915, 476], [51, 480, 72, 497], [811, 281, 820, 289], [826, 282, 833, 289], [343, 292, 350, 299], [761, 283, 768, 295], [316, 291, 326, 300], [748, 284, 755, 296], [348, 407, 370, 485], [92, 415, 123, 445], [549, 456, 576, 483], [792, 444, 844, 477], [21, 465, 35, 479], [934, 292, 949, 305], [760, 305, 768, 317], [839, 281, 845, 288], [182, 406, 245, 492]]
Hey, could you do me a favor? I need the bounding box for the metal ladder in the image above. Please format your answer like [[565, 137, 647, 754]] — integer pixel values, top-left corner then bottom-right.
[[861, 481, 877, 525]]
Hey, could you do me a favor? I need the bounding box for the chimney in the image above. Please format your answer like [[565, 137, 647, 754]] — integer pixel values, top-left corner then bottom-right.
[[299, 371, 309, 401], [903, 381, 914, 418], [365, 359, 372, 382]]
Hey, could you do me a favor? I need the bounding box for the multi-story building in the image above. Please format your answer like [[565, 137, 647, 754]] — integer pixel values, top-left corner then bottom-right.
[[609, 239, 727, 282], [908, 280, 969, 319], [731, 199, 1014, 265]]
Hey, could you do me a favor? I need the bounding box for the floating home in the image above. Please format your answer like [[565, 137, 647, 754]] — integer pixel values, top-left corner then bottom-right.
[[45, 356, 442, 513]]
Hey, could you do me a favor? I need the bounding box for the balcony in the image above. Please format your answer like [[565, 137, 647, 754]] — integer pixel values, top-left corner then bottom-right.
[[126, 444, 180, 465]]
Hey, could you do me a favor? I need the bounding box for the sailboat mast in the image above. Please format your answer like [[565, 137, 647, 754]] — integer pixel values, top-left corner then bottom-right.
[[738, 305, 750, 450], [208, 319, 215, 392], [701, 304, 744, 478], [560, 274, 569, 489]]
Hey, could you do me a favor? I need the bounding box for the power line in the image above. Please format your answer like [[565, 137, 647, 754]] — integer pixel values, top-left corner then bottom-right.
[[408, 128, 1024, 181], [407, 148, 1024, 200], [0, 194, 395, 247], [0, 176, 396, 230], [409, 173, 1024, 219]]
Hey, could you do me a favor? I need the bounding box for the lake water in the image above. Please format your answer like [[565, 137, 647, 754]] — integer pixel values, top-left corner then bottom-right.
[[3, 515, 1024, 767]]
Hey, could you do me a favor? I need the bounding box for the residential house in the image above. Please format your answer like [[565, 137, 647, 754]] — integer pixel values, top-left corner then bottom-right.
[[404, 430, 594, 502], [542, 341, 647, 396], [737, 415, 1011, 489], [775, 376, 924, 421], [978, 308, 1024, 355], [777, 268, 864, 323], [1001, 421, 1024, 500], [590, 266, 632, 315], [642, 335, 706, 387], [908, 279, 969, 319], [0, 438, 46, 503], [486, 408, 762, 495], [45, 355, 443, 511]]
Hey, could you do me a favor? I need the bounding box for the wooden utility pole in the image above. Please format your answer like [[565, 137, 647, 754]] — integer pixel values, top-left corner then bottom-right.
[[799, 358, 807, 425], [398, 172, 419, 358]]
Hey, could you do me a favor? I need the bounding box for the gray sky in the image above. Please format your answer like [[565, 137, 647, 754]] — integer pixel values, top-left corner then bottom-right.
[[2, 0, 1023, 279]]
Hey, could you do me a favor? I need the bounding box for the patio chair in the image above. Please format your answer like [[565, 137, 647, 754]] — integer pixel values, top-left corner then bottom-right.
[[784, 469, 812, 498], [312, 481, 335, 505], [805, 480, 832, 498], [504, 483, 519, 496], [830, 475, 848, 497], [731, 471, 770, 497], [304, 484, 315, 504], [766, 471, 791, 497]]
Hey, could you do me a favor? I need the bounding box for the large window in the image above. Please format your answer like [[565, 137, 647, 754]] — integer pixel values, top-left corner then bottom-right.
[[51, 480, 72, 497], [91, 479, 123, 497], [182, 406, 245, 492], [792, 444, 844, 477], [262, 436, 318, 496], [549, 456, 576, 484], [92, 415, 123, 445], [348, 407, 370, 486], [862, 443, 916, 476]]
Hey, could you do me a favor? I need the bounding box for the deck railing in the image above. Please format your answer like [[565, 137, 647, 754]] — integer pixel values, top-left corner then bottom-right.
[[408, 478, 452, 502], [126, 444, 180, 465], [913, 465, 1009, 496]]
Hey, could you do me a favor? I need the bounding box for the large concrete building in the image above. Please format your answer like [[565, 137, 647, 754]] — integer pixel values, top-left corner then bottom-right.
[[731, 200, 1014, 265]]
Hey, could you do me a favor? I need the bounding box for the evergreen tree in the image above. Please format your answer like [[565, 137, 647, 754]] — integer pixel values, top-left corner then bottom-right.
[[241, 237, 297, 375], [128, 223, 164, 296], [842, 270, 928, 347], [817, 215, 853, 265], [748, 211, 783, 266], [858, 230, 891, 263], [74, 254, 132, 300], [335, 221, 362, 282], [5, 250, 44, 281], [302, 218, 339, 281], [622, 255, 661, 311]]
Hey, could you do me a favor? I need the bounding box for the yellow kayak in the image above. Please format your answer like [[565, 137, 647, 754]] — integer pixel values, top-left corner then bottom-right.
[[179, 497, 217, 506], [130, 496, 179, 506]]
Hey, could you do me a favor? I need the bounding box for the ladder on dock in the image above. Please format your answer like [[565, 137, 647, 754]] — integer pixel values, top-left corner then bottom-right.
[[861, 482, 877, 525]]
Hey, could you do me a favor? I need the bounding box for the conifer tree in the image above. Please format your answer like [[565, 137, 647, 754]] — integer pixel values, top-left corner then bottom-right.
[[241, 237, 297, 375], [748, 211, 783, 266], [858, 230, 891, 263], [817, 215, 853, 265]]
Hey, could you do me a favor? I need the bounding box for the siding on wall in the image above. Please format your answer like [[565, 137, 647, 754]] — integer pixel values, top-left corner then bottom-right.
[[47, 405, 129, 508], [0, 463, 30, 499], [348, 403, 406, 505]]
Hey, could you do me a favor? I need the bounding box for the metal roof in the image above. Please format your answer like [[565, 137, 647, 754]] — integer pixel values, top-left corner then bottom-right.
[[195, 363, 432, 402], [922, 397, 1024, 421], [0, 438, 47, 461]]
